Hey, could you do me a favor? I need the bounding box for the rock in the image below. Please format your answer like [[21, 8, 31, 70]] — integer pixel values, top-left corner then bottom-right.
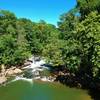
[[24, 61, 31, 67], [6, 68, 22, 76], [13, 68, 22, 74], [77, 83, 82, 88], [1, 64, 5, 72], [59, 71, 65, 75], [0, 76, 7, 84], [33, 71, 40, 76], [6, 70, 14, 76]]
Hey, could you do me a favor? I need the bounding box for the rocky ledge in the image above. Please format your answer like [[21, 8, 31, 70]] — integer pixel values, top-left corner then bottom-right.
[[0, 66, 23, 85]]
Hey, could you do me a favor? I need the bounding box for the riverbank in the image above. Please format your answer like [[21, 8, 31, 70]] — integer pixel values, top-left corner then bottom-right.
[[0, 57, 55, 85], [0, 67, 55, 85], [52, 67, 100, 91], [0, 66, 23, 85]]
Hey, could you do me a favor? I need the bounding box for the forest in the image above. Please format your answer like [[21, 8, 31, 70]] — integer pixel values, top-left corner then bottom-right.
[[0, 0, 100, 91]]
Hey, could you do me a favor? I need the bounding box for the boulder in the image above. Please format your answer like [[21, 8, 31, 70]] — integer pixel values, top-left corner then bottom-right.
[[13, 68, 22, 74], [6, 70, 14, 76], [0, 76, 7, 84], [6, 68, 22, 76]]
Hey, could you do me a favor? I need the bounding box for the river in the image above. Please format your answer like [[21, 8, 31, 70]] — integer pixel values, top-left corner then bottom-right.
[[0, 57, 92, 100], [0, 79, 92, 100]]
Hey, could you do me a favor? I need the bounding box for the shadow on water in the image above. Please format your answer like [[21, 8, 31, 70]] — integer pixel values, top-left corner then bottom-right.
[[54, 71, 100, 100], [56, 75, 100, 100], [88, 89, 100, 100]]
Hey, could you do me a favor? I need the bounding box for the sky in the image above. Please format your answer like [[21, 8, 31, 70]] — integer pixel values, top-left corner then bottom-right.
[[0, 0, 76, 26]]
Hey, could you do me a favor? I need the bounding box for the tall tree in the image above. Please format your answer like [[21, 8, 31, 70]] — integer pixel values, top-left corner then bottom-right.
[[77, 0, 100, 19]]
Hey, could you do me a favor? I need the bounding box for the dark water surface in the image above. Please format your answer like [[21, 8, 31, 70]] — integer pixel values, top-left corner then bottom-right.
[[0, 80, 92, 100]]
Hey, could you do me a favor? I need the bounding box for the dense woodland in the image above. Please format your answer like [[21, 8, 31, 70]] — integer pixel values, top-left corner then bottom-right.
[[0, 0, 100, 90]]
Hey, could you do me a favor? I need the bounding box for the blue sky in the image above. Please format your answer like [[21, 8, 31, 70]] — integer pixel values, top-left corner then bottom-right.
[[0, 0, 76, 25]]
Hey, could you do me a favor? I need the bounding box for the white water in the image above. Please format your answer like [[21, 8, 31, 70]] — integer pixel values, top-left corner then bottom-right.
[[23, 56, 54, 82], [6, 56, 52, 85], [24, 58, 48, 70], [6, 76, 33, 85], [13, 76, 33, 83], [24, 57, 49, 75]]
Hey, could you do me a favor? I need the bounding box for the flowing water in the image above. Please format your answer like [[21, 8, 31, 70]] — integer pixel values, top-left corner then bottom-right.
[[0, 80, 92, 100]]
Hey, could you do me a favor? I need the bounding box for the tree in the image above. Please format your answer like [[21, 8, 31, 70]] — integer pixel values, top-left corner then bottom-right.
[[0, 11, 31, 67], [57, 9, 81, 72], [77, 0, 100, 19], [0, 10, 17, 35], [42, 39, 64, 66], [75, 11, 100, 78], [0, 34, 30, 67], [58, 9, 79, 40], [26, 20, 58, 56]]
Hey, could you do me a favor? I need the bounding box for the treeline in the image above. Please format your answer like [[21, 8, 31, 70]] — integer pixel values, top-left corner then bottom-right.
[[56, 0, 100, 89], [0, 10, 59, 68], [0, 0, 100, 89], [44, 0, 100, 88]]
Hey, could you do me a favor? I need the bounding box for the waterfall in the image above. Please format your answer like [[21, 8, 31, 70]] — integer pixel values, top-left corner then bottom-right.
[[23, 56, 50, 80], [4, 56, 53, 86]]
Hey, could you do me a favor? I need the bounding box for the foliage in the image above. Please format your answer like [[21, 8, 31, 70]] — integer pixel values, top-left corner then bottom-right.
[[42, 39, 64, 66], [0, 0, 100, 89], [77, 0, 100, 19], [0, 10, 31, 67], [0, 10, 58, 67], [58, 9, 79, 40], [75, 11, 100, 77], [0, 34, 30, 67], [26, 21, 58, 55], [0, 10, 17, 35]]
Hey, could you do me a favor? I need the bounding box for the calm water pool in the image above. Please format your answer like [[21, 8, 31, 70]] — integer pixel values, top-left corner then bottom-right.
[[0, 80, 92, 100]]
